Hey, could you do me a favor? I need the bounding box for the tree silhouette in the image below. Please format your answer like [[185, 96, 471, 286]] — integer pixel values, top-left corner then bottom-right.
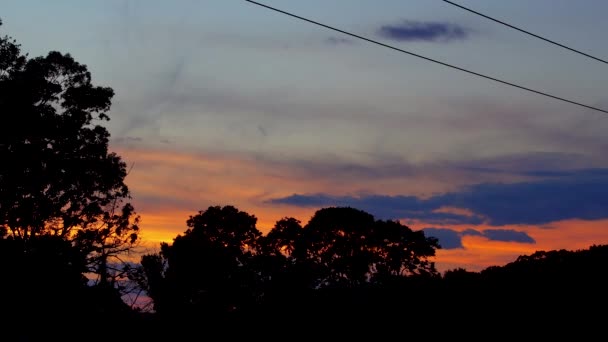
[[256, 217, 313, 307], [370, 219, 439, 280], [252, 207, 442, 335], [0, 20, 139, 285], [133, 203, 608, 337], [262, 217, 304, 258], [0, 232, 142, 340], [140, 206, 442, 317], [259, 217, 311, 284], [291, 207, 440, 287], [139, 205, 262, 319], [435, 245, 608, 335], [299, 207, 377, 287]]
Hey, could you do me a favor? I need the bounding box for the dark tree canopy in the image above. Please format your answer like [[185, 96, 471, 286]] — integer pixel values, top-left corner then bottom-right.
[[140, 206, 262, 317], [262, 216, 303, 258], [267, 207, 440, 287], [0, 233, 142, 340], [140, 205, 441, 321], [0, 21, 139, 285]]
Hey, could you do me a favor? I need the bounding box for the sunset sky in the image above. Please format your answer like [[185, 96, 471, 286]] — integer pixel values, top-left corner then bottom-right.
[[3, 0, 608, 272]]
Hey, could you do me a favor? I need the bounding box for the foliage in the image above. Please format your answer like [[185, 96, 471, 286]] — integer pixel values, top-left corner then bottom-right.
[[0, 20, 139, 285], [263, 207, 440, 288], [139, 205, 441, 318], [139, 206, 262, 317]]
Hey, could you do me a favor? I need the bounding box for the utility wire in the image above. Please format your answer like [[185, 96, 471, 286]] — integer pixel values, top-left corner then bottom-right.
[[442, 0, 608, 66], [244, 0, 608, 115]]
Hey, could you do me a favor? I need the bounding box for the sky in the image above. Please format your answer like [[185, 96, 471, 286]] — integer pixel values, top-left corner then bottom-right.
[[2, 0, 608, 272]]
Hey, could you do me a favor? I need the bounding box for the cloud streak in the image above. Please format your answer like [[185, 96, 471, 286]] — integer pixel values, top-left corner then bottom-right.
[[377, 20, 470, 42], [326, 36, 355, 46], [423, 228, 535, 250], [269, 169, 608, 226]]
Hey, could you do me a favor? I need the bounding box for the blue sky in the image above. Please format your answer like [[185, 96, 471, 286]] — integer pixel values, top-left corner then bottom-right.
[[2, 0, 608, 271]]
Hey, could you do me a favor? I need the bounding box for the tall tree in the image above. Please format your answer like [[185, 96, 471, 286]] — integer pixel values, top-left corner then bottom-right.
[[0, 20, 139, 285], [257, 217, 313, 297], [295, 207, 440, 287], [301, 207, 377, 287], [140, 206, 262, 317], [370, 219, 439, 280]]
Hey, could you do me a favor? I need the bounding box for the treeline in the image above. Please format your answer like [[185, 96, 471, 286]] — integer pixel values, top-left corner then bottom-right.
[[2, 206, 607, 339], [133, 205, 608, 338], [134, 205, 439, 321]]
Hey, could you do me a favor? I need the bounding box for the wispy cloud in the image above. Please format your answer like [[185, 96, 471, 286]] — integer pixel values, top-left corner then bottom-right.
[[377, 20, 470, 42], [423, 228, 535, 250], [325, 36, 355, 46], [113, 136, 143, 144]]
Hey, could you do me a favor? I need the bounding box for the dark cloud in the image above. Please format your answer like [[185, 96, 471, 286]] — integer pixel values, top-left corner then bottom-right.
[[423, 228, 463, 249], [326, 36, 355, 46], [438, 169, 608, 225], [423, 228, 535, 250], [378, 20, 469, 42], [461, 228, 483, 236], [267, 193, 482, 224], [477, 229, 535, 243], [269, 168, 608, 226]]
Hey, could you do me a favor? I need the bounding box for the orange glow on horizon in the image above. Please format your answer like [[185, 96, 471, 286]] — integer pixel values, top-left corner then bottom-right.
[[113, 145, 608, 273]]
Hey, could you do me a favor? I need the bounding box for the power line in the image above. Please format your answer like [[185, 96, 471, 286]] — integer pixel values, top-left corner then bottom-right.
[[441, 0, 608, 65], [244, 0, 608, 115]]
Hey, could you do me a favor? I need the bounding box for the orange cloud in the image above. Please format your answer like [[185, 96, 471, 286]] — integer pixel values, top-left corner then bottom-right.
[[116, 146, 336, 246], [114, 145, 608, 273], [411, 219, 608, 273]]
